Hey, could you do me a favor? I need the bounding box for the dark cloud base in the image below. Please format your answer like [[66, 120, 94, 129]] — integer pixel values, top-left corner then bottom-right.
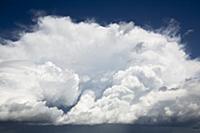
[[0, 122, 199, 133]]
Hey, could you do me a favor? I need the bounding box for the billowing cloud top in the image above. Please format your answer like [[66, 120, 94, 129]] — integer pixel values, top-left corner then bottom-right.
[[0, 16, 200, 125]]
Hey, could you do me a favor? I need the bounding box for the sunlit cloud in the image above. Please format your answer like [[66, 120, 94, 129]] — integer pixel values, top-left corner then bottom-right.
[[0, 16, 200, 124]]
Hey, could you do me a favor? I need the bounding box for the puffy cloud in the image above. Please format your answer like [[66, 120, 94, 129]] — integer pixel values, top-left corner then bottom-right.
[[0, 61, 79, 123], [0, 16, 200, 124]]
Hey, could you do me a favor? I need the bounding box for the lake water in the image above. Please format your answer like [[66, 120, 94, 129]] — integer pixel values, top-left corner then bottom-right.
[[0, 122, 199, 133]]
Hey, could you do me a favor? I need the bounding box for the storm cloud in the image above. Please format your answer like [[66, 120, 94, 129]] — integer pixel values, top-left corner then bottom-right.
[[0, 16, 200, 125]]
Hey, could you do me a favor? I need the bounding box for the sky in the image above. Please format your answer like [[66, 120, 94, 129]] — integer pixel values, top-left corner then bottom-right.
[[0, 0, 200, 58], [0, 0, 200, 133]]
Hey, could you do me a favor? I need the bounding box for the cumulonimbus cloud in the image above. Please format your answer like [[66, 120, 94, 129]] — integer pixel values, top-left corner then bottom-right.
[[0, 16, 200, 125]]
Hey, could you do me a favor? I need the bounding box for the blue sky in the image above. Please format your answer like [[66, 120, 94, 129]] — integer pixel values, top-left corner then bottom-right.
[[0, 0, 200, 58]]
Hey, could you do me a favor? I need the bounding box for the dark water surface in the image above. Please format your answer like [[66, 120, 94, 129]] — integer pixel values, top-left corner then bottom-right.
[[0, 122, 199, 133]]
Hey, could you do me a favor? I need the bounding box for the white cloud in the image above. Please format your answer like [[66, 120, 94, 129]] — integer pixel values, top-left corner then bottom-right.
[[0, 61, 79, 123], [0, 16, 200, 124]]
